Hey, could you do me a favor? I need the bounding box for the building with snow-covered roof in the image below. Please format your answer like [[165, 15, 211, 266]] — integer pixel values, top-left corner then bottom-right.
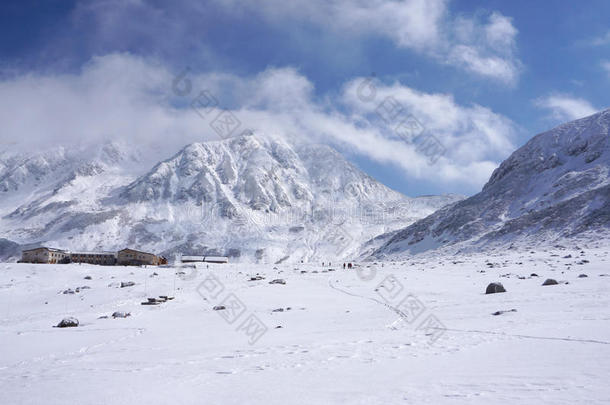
[[180, 255, 228, 264]]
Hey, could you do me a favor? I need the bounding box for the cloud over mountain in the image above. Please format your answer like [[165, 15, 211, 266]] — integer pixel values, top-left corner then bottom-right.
[[0, 53, 517, 193]]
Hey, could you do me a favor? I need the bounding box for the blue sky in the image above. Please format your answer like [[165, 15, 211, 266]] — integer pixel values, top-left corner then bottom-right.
[[1, 0, 609, 196]]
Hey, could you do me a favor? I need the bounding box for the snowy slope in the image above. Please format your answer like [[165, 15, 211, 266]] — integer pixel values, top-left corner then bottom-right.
[[371, 108, 610, 260], [0, 238, 20, 261], [0, 141, 144, 248], [0, 135, 462, 263], [0, 141, 143, 195]]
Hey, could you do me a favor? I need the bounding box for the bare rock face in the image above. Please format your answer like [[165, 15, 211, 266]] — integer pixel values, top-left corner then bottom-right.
[[486, 282, 506, 294], [56, 317, 79, 328]]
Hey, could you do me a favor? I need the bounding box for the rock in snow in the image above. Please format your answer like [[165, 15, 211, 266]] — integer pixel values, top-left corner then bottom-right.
[[542, 279, 559, 286], [56, 317, 79, 328], [111, 311, 131, 318], [492, 309, 517, 316], [486, 282, 506, 294], [120, 281, 135, 288]]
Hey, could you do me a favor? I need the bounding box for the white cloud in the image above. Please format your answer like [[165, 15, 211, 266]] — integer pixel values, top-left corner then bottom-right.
[[602, 60, 610, 78], [213, 0, 521, 84], [340, 78, 515, 180], [447, 45, 519, 84], [485, 12, 518, 50], [590, 31, 610, 46], [215, 0, 447, 50], [0, 53, 517, 193], [55, 0, 521, 85], [575, 31, 610, 48], [445, 12, 520, 84], [534, 94, 598, 122], [0, 54, 211, 160]]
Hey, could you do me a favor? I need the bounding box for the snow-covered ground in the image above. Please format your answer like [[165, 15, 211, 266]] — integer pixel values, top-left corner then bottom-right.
[[1, 246, 609, 404]]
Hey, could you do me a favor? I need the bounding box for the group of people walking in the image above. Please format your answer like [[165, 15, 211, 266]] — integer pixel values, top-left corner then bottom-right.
[[321, 261, 354, 269]]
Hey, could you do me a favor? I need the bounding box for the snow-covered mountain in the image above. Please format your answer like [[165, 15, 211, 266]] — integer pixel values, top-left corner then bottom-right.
[[0, 134, 462, 263], [0, 141, 144, 244], [370, 108, 610, 260], [0, 141, 142, 194]]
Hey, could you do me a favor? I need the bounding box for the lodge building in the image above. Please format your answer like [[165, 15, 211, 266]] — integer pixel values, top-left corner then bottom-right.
[[19, 247, 167, 266], [20, 247, 69, 264], [70, 252, 117, 266], [117, 248, 166, 266]]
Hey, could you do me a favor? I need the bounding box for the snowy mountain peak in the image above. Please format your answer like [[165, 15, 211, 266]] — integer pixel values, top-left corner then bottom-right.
[[485, 108, 610, 191], [371, 109, 610, 259], [0, 135, 462, 262], [0, 140, 143, 195], [120, 134, 406, 214]]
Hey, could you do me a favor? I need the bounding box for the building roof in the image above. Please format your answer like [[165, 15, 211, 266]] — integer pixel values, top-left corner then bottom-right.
[[181, 256, 205, 261], [71, 251, 117, 256], [22, 247, 66, 253], [205, 256, 229, 262], [180, 255, 229, 263], [119, 248, 156, 256]]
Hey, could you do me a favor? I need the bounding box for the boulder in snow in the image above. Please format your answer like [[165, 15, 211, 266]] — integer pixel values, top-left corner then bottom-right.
[[112, 311, 131, 318], [492, 309, 517, 316], [56, 317, 79, 328], [485, 282, 506, 294], [120, 281, 135, 288]]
